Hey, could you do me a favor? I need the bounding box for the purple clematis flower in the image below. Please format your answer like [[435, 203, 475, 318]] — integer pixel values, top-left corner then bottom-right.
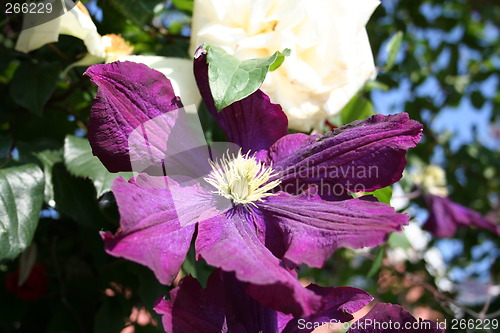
[[423, 194, 500, 238], [84, 46, 422, 316], [347, 303, 444, 333], [155, 268, 373, 333]]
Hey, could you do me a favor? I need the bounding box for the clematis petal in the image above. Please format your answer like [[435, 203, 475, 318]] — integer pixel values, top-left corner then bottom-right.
[[423, 194, 500, 238], [195, 208, 322, 316], [271, 113, 422, 199], [156, 269, 373, 333], [348, 303, 445, 333], [85, 61, 183, 172], [193, 47, 288, 153], [268, 133, 314, 164], [155, 269, 281, 332], [259, 192, 409, 268], [101, 176, 195, 285], [155, 273, 235, 333], [281, 285, 373, 333]]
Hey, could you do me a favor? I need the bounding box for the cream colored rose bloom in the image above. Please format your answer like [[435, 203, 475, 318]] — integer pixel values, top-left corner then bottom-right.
[[413, 165, 449, 197], [190, 0, 380, 131], [15, 2, 105, 58]]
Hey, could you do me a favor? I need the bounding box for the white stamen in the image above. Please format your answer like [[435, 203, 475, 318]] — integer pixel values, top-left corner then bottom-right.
[[204, 150, 281, 206]]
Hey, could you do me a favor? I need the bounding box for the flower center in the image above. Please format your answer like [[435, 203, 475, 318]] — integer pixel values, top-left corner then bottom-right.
[[204, 151, 281, 206]]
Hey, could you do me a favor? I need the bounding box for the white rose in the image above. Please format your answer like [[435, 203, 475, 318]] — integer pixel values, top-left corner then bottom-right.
[[190, 0, 380, 131], [413, 165, 449, 197], [15, 2, 105, 58]]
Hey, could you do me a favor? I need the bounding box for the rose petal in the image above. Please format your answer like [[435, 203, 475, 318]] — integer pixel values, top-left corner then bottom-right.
[[271, 113, 423, 199], [423, 194, 500, 238], [194, 47, 288, 153], [259, 192, 409, 267], [195, 207, 322, 316], [348, 303, 445, 333], [85, 61, 183, 172], [102, 176, 194, 285]]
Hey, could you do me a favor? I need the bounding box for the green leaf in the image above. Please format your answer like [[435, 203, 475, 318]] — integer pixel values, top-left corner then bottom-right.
[[51, 163, 102, 226], [182, 244, 212, 288], [93, 296, 128, 333], [388, 232, 411, 250], [109, 0, 163, 26], [205, 43, 290, 111], [34, 149, 63, 204], [372, 186, 393, 205], [364, 80, 389, 91], [172, 0, 194, 12], [367, 247, 384, 279], [9, 62, 60, 116], [385, 31, 403, 72], [269, 48, 291, 71], [340, 95, 375, 125], [470, 90, 486, 109], [64, 135, 131, 197], [0, 164, 44, 260]]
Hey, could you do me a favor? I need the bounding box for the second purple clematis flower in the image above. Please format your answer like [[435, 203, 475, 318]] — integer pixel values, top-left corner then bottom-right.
[[155, 269, 373, 333], [414, 165, 500, 237], [84, 46, 422, 316]]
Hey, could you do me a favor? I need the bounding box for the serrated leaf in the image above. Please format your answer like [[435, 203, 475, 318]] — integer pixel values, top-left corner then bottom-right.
[[64, 135, 131, 197], [340, 95, 375, 125], [385, 31, 403, 72], [0, 164, 44, 260], [9, 62, 60, 116], [372, 186, 393, 205], [205, 43, 289, 111]]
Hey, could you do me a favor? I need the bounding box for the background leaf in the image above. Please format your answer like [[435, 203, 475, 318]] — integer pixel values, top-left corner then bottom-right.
[[340, 95, 375, 125], [172, 0, 194, 12], [9, 62, 60, 116], [385, 31, 403, 72], [372, 186, 393, 205], [0, 164, 44, 260], [108, 0, 163, 26], [367, 247, 385, 279], [64, 135, 131, 197], [34, 149, 63, 204]]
